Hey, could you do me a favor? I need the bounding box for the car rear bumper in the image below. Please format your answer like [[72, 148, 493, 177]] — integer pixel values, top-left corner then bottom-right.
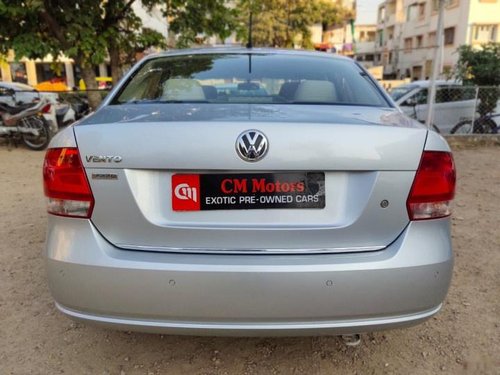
[[45, 216, 453, 336]]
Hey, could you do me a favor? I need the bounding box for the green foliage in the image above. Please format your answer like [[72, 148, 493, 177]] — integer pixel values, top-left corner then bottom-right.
[[0, 0, 168, 108], [454, 43, 500, 115], [235, 0, 351, 49], [165, 0, 237, 48]]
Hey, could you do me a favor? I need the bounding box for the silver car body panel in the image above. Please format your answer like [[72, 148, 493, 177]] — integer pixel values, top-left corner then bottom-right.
[[46, 215, 452, 336]]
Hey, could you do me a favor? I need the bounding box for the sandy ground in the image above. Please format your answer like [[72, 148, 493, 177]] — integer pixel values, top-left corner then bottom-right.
[[0, 145, 499, 375]]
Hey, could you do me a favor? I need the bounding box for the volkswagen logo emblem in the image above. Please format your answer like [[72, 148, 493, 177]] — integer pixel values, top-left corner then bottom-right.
[[236, 130, 269, 162]]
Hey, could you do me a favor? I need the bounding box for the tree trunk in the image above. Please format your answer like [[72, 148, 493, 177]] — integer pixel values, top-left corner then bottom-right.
[[79, 64, 102, 110], [108, 40, 123, 88]]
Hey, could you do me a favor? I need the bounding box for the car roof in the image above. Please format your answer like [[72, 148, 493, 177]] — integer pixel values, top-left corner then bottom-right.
[[0, 81, 36, 91], [143, 47, 355, 63]]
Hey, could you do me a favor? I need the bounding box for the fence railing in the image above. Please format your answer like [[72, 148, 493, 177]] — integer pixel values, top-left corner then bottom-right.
[[388, 85, 500, 135], [2, 85, 499, 136]]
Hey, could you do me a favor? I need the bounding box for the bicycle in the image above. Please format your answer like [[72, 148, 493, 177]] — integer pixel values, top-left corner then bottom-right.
[[451, 111, 500, 134]]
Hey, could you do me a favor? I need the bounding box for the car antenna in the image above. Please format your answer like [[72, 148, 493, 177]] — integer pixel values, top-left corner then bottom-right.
[[246, 5, 253, 49]]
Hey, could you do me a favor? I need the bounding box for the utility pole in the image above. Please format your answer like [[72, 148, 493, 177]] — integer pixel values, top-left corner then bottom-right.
[[426, 0, 445, 128]]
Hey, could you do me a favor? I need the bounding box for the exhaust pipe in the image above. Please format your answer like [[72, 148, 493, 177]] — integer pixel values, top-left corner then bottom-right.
[[341, 334, 361, 347]]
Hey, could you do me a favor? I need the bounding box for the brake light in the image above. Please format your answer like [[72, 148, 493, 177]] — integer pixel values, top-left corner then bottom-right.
[[43, 148, 94, 218], [407, 151, 456, 220], [41, 104, 51, 114]]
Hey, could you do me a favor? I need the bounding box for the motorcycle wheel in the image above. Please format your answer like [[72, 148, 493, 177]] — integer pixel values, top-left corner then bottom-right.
[[21, 115, 51, 150]]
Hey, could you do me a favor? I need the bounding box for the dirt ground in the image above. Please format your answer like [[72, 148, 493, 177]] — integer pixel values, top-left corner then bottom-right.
[[0, 145, 499, 375]]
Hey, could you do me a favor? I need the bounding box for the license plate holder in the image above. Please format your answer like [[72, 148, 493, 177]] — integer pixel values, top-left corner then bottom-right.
[[172, 172, 325, 211]]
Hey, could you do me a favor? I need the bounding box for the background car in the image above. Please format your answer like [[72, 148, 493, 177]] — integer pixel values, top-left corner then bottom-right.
[[43, 49, 455, 338], [391, 80, 477, 133]]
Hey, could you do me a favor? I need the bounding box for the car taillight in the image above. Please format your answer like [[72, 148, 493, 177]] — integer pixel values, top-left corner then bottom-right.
[[41, 104, 51, 113], [407, 151, 456, 220], [43, 147, 94, 218]]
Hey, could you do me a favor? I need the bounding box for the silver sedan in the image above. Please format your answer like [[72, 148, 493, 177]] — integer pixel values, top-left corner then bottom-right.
[[43, 48, 455, 337]]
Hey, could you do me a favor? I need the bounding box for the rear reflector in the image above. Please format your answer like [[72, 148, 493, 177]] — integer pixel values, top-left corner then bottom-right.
[[43, 148, 94, 218], [407, 151, 456, 220], [41, 104, 51, 114]]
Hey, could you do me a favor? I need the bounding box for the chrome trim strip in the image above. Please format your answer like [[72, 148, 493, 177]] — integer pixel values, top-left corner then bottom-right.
[[114, 243, 386, 255]]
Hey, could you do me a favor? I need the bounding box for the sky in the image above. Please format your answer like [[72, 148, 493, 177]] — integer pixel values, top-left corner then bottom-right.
[[356, 0, 380, 25]]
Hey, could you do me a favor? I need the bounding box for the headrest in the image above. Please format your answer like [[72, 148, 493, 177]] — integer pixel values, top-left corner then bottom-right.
[[294, 80, 337, 103], [162, 79, 206, 101]]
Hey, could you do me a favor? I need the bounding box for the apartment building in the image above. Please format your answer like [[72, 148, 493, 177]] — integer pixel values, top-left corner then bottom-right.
[[375, 0, 500, 79], [374, 0, 406, 77], [319, 23, 377, 67]]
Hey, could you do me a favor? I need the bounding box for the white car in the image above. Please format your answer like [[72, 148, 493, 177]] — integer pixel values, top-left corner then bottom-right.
[[0, 81, 59, 133], [391, 80, 477, 133]]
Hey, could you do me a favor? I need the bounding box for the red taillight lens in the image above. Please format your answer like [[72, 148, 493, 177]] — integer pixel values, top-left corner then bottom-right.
[[41, 104, 51, 114], [407, 151, 456, 220], [43, 148, 94, 218]]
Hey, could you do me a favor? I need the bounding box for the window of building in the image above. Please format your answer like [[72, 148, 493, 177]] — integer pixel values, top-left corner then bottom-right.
[[444, 27, 455, 45], [434, 0, 459, 10], [10, 63, 28, 84], [428, 31, 437, 46], [367, 31, 376, 42], [378, 7, 386, 23], [387, 26, 395, 40], [416, 35, 424, 48], [418, 2, 426, 19], [377, 30, 384, 46], [365, 54, 374, 61], [404, 37, 413, 53], [35, 63, 66, 84], [472, 24, 498, 43]]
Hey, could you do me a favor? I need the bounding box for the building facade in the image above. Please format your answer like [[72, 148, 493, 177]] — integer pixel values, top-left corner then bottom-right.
[[375, 0, 500, 80]]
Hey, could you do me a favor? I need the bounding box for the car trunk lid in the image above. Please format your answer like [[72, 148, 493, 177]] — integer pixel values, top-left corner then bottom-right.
[[74, 104, 426, 254]]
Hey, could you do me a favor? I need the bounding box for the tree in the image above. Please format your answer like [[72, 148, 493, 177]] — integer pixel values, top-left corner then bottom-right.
[[164, 0, 238, 48], [0, 0, 232, 109], [454, 43, 500, 116], [235, 0, 350, 49]]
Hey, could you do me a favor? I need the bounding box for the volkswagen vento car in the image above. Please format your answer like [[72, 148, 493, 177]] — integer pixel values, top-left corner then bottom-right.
[[43, 48, 455, 337]]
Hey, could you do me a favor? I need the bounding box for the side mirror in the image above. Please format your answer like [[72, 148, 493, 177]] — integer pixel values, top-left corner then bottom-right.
[[404, 97, 418, 107]]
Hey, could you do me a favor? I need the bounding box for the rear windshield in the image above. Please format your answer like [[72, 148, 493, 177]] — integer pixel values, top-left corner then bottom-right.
[[112, 53, 390, 107]]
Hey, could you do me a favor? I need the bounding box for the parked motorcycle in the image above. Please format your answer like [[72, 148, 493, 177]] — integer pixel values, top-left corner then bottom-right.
[[63, 94, 90, 120], [55, 100, 76, 127], [0, 91, 51, 150]]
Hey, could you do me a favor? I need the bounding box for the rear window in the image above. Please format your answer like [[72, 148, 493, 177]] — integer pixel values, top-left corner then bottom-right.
[[112, 53, 389, 107]]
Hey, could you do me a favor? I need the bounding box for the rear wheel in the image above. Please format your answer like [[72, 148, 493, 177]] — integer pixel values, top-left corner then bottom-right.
[[21, 115, 51, 150], [451, 118, 497, 134], [451, 120, 473, 134]]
